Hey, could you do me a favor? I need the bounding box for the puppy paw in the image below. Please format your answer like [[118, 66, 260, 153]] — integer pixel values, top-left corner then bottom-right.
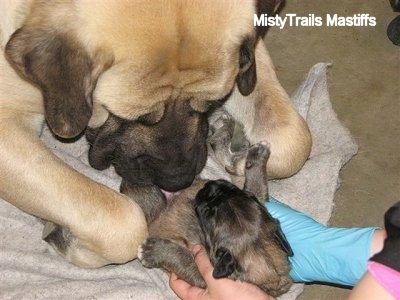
[[210, 110, 234, 133], [224, 150, 247, 176], [209, 112, 235, 145], [138, 237, 164, 268], [42, 221, 73, 256], [245, 142, 270, 169]]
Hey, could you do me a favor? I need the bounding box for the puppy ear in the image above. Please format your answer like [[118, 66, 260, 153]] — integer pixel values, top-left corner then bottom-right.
[[274, 225, 294, 257], [213, 248, 238, 278], [236, 38, 257, 96], [5, 26, 110, 138]]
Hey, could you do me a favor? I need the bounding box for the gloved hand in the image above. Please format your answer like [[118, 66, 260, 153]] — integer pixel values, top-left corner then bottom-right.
[[265, 197, 378, 286]]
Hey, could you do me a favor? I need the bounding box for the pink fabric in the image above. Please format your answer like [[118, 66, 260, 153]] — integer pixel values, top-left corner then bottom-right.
[[368, 261, 400, 299]]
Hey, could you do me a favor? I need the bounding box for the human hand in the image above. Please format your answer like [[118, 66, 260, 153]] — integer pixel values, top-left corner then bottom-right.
[[169, 245, 272, 300]]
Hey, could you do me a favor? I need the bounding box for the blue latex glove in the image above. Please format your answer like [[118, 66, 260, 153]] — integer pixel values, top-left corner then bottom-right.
[[265, 197, 378, 286]]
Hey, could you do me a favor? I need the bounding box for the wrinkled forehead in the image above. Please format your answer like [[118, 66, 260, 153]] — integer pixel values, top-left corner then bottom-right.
[[88, 0, 257, 55], [85, 0, 257, 120]]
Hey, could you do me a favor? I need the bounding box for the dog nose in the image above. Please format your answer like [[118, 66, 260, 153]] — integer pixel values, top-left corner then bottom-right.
[[138, 148, 205, 191], [154, 170, 196, 192], [136, 155, 198, 191]]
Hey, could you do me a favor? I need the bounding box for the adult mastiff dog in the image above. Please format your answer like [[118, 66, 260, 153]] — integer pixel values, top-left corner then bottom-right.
[[0, 0, 311, 268]]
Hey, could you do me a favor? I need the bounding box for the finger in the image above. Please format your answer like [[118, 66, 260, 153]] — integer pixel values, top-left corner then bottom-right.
[[169, 273, 190, 298], [192, 244, 214, 282], [169, 273, 205, 300]]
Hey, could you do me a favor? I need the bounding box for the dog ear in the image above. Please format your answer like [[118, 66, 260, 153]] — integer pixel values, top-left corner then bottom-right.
[[256, 0, 286, 38], [5, 26, 110, 138], [212, 248, 238, 278], [237, 1, 285, 96], [236, 38, 257, 96]]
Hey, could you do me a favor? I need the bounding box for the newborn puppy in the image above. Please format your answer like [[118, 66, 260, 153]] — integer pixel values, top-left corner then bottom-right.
[[121, 142, 293, 297]]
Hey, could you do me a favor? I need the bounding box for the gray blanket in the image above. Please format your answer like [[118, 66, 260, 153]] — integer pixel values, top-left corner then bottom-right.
[[0, 63, 357, 300]]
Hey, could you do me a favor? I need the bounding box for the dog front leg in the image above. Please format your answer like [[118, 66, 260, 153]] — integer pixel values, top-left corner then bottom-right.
[[0, 111, 148, 268], [243, 142, 270, 203]]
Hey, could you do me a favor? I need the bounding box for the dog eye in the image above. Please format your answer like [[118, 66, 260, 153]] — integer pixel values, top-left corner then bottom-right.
[[189, 99, 213, 113], [137, 104, 165, 125], [189, 98, 229, 115]]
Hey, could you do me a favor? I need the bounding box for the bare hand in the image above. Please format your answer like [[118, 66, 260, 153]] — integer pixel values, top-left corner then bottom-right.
[[169, 245, 273, 300]]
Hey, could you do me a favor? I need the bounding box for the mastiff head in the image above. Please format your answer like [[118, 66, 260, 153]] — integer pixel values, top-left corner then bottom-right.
[[5, 0, 280, 191], [86, 100, 213, 192]]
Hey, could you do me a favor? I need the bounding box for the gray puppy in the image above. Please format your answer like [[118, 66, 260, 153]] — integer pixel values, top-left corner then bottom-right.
[[121, 139, 293, 297]]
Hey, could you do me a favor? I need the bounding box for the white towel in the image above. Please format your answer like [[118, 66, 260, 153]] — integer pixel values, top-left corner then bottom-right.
[[0, 63, 357, 300]]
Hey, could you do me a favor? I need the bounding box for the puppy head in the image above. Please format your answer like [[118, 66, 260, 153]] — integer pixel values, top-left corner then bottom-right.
[[194, 180, 262, 277], [195, 180, 292, 293], [87, 100, 210, 192]]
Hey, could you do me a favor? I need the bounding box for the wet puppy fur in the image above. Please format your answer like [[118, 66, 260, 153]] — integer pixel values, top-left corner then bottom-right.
[[121, 117, 293, 297]]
